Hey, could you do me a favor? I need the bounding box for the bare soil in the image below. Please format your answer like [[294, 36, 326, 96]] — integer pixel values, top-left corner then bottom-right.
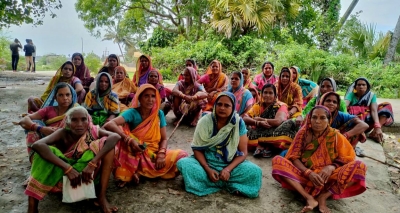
[[1, 72, 400, 213]]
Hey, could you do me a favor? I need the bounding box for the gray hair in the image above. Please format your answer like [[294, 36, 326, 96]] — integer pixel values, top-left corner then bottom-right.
[[65, 106, 89, 125]]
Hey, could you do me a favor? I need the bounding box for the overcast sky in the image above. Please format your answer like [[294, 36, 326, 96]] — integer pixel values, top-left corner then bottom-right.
[[5, 0, 400, 57]]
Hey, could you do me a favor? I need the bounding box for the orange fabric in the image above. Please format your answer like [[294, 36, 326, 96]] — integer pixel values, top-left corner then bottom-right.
[[132, 55, 163, 87], [275, 69, 303, 112], [200, 60, 228, 111]]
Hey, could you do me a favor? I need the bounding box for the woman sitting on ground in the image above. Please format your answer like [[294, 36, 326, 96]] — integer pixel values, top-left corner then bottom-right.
[[178, 59, 201, 81], [252, 61, 278, 92], [318, 92, 369, 156], [227, 71, 254, 116], [275, 67, 303, 119], [345, 77, 394, 143], [132, 55, 161, 87], [112, 66, 137, 112], [244, 84, 296, 157], [83, 73, 120, 126], [146, 70, 171, 115], [28, 61, 85, 113], [104, 84, 188, 187], [25, 106, 120, 213], [241, 68, 256, 90], [172, 67, 207, 126], [298, 77, 347, 126], [290, 66, 319, 107], [197, 60, 229, 111], [248, 86, 260, 104], [98, 54, 120, 78], [177, 92, 262, 198], [71, 53, 93, 92], [19, 82, 79, 162], [272, 105, 367, 213]]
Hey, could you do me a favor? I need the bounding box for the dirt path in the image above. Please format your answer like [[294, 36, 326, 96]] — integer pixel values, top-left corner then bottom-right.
[[0, 71, 399, 213]]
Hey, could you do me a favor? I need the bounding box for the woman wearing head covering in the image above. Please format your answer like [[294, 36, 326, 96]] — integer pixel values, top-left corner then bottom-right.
[[345, 77, 394, 143], [104, 84, 188, 187], [227, 71, 254, 116], [146, 70, 171, 115], [132, 55, 162, 87], [25, 106, 120, 213], [290, 66, 319, 107], [241, 68, 256, 90], [178, 59, 201, 81], [71, 53, 94, 91], [272, 106, 367, 213], [252, 61, 278, 92], [318, 92, 369, 156], [27, 61, 85, 113], [172, 67, 208, 126], [98, 54, 120, 78], [18, 82, 79, 162], [82, 73, 120, 126], [177, 92, 262, 197], [275, 67, 303, 119], [244, 84, 296, 157], [197, 60, 229, 111], [112, 66, 137, 112]]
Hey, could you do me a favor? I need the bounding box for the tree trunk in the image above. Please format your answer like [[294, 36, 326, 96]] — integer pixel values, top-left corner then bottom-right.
[[339, 0, 359, 26], [117, 42, 125, 62], [384, 15, 400, 65]]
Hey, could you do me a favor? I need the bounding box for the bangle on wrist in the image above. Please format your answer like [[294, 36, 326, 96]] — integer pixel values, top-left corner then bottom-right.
[[303, 169, 312, 177], [36, 125, 43, 132], [374, 122, 381, 128], [64, 166, 73, 175], [224, 168, 231, 173], [30, 123, 36, 131], [88, 161, 98, 168]]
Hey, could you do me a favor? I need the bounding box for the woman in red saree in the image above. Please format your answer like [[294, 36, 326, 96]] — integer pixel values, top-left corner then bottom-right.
[[272, 105, 367, 213], [104, 84, 188, 187], [197, 60, 229, 111]]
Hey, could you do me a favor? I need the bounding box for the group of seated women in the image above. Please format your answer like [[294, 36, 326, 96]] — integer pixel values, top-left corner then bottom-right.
[[18, 55, 394, 213]]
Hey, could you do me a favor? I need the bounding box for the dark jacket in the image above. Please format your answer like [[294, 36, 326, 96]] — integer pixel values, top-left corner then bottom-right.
[[23, 44, 35, 56], [10, 42, 22, 55]]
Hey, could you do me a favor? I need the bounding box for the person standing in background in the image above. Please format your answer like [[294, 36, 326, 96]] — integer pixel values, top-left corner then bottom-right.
[[23, 39, 34, 72], [9, 38, 22, 72], [29, 40, 36, 72]]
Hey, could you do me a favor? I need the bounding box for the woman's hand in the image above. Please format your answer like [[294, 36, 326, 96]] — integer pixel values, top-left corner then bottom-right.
[[81, 165, 95, 184], [295, 115, 303, 127], [205, 167, 219, 182], [155, 153, 166, 170], [40, 126, 58, 136], [259, 121, 271, 128], [319, 165, 335, 183], [372, 127, 383, 142], [219, 168, 231, 181], [308, 172, 324, 187], [66, 168, 81, 188], [183, 95, 193, 103], [128, 138, 143, 153]]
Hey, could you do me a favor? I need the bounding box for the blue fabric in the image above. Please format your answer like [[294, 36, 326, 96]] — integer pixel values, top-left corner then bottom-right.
[[227, 72, 253, 115], [298, 78, 318, 97], [41, 84, 77, 108], [121, 109, 166, 131], [331, 111, 356, 129]]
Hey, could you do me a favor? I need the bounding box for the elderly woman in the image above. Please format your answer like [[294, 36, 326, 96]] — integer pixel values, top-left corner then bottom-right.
[[177, 92, 262, 198], [244, 84, 296, 157], [25, 106, 120, 213], [227, 71, 254, 116], [71, 53, 93, 91], [112, 66, 137, 112], [345, 77, 394, 143], [178, 59, 201, 81], [132, 55, 161, 87], [28, 61, 85, 113], [318, 92, 369, 156], [83, 73, 120, 126], [275, 67, 303, 119], [252, 61, 278, 92], [197, 60, 229, 111], [104, 84, 188, 187], [272, 106, 367, 213], [172, 67, 207, 126], [18, 83, 78, 161], [290, 66, 319, 107]]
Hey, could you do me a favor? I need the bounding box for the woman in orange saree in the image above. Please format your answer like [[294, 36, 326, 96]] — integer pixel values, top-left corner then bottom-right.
[[197, 60, 229, 111], [104, 84, 188, 187], [272, 105, 367, 213], [275, 67, 303, 119], [112, 66, 137, 111]]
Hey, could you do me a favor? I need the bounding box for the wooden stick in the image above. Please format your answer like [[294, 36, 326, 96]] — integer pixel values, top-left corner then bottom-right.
[[363, 155, 400, 170], [167, 114, 185, 141]]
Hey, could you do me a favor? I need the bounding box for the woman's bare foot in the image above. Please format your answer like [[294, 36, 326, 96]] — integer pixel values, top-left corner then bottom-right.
[[98, 196, 118, 213], [316, 191, 332, 213], [301, 196, 318, 213], [116, 180, 128, 188], [132, 173, 140, 184]]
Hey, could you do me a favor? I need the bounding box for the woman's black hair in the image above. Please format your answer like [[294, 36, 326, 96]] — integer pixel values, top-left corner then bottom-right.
[[231, 71, 242, 79], [261, 83, 277, 97], [71, 53, 84, 62], [61, 61, 75, 71], [186, 59, 196, 66], [261, 61, 274, 70], [108, 54, 118, 60]]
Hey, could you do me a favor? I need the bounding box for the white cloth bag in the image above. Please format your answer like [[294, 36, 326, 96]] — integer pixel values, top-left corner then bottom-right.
[[62, 175, 96, 203]]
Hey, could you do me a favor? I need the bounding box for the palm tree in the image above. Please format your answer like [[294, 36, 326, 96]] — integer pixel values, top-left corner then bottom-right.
[[102, 23, 135, 62], [209, 0, 300, 38]]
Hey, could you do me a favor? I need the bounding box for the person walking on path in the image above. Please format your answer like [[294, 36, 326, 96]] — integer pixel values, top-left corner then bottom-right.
[[10, 38, 22, 72], [23, 39, 35, 72]]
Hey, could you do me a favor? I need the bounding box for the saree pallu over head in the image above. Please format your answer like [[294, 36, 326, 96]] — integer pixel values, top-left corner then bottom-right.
[[112, 66, 137, 99], [275, 68, 303, 112], [146, 69, 166, 100], [316, 77, 338, 103], [248, 87, 260, 104], [228, 72, 254, 115], [202, 60, 228, 93], [177, 67, 202, 96], [191, 92, 242, 163], [71, 53, 91, 85], [133, 55, 162, 87], [291, 66, 318, 99], [41, 61, 79, 102], [345, 77, 374, 106]]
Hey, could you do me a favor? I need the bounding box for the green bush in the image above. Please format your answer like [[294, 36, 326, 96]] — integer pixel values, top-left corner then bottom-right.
[[84, 52, 102, 75]]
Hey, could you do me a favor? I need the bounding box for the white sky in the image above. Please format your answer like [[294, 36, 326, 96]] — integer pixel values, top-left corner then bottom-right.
[[5, 0, 400, 57]]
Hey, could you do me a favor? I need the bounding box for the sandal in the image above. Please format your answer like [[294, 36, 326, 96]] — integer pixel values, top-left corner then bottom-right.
[[262, 149, 272, 158], [355, 147, 365, 157], [253, 148, 264, 158]]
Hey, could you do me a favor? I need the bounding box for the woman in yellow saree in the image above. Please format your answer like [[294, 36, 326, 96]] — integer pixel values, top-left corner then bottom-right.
[[197, 60, 229, 111], [104, 84, 188, 187], [275, 67, 303, 119], [112, 66, 137, 111]]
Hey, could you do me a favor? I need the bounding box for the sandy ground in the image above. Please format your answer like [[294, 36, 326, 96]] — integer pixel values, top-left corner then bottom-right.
[[0, 71, 400, 213]]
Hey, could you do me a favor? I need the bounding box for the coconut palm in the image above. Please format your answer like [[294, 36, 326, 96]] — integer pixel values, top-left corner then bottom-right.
[[102, 22, 135, 61]]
